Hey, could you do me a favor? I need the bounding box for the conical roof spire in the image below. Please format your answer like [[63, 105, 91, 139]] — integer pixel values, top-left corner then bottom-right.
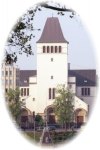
[[37, 17, 68, 43]]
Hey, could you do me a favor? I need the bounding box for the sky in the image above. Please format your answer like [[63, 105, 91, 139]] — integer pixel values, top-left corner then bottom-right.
[[7, 3, 96, 70]]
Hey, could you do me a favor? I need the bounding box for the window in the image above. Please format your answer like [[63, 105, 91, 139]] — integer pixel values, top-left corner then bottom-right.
[[55, 46, 57, 53], [24, 88, 26, 96], [22, 99, 25, 102], [81, 88, 84, 95], [43, 46, 45, 53], [53, 88, 55, 99], [51, 46, 53, 53], [84, 80, 87, 83], [88, 88, 90, 95], [49, 88, 55, 99], [51, 58, 53, 61], [47, 46, 49, 53], [81, 88, 90, 96], [24, 80, 28, 83], [33, 98, 35, 101], [9, 71, 12, 76], [59, 46, 62, 53], [85, 88, 87, 95], [51, 76, 53, 79], [27, 88, 29, 96], [5, 71, 8, 76], [49, 88, 51, 99]]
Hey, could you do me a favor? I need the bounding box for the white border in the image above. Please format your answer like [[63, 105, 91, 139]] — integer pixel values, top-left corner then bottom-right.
[[0, 1, 100, 150]]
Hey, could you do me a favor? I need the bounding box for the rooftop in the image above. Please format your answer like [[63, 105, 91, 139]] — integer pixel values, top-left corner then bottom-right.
[[37, 17, 68, 43], [68, 69, 97, 86], [19, 70, 37, 87], [19, 69, 97, 87]]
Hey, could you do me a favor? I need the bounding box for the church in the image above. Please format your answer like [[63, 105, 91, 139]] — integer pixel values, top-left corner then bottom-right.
[[2, 17, 97, 127], [19, 17, 93, 125]]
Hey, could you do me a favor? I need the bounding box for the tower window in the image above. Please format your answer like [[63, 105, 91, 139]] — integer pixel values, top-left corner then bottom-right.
[[59, 46, 62, 53], [47, 46, 49, 53], [55, 46, 57, 53], [33, 98, 35, 101], [51, 76, 53, 79], [51, 46, 53, 53], [43, 46, 45, 53], [51, 58, 53, 61]]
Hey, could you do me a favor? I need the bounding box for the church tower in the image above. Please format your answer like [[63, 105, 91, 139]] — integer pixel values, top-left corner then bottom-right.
[[36, 17, 69, 113]]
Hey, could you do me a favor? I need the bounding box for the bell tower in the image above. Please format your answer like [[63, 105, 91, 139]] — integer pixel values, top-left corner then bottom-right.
[[36, 17, 69, 113]]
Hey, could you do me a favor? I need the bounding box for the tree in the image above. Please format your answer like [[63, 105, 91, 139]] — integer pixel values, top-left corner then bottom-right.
[[5, 1, 75, 64], [35, 114, 44, 126], [7, 87, 24, 123], [53, 84, 74, 130]]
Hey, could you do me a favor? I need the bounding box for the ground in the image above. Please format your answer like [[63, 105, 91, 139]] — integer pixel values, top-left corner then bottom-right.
[[23, 129, 77, 145]]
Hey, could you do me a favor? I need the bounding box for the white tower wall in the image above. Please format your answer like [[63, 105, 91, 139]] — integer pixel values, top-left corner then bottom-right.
[[36, 43, 68, 113]]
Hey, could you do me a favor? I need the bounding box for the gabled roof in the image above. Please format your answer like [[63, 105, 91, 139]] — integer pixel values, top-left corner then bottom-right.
[[68, 69, 97, 86], [19, 70, 37, 87], [37, 17, 68, 43]]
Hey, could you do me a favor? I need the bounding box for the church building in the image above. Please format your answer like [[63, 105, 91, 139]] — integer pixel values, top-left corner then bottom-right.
[[20, 17, 89, 125]]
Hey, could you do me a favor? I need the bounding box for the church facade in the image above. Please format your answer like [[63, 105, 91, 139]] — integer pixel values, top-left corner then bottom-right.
[[20, 17, 90, 125]]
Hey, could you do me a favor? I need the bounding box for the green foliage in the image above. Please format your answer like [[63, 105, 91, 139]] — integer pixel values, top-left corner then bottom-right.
[[35, 114, 44, 126], [53, 84, 74, 129], [7, 87, 20, 102], [7, 87, 24, 122], [25, 130, 76, 144]]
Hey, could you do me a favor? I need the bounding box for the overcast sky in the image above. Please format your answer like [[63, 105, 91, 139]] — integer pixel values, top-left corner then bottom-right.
[[9, 5, 96, 70]]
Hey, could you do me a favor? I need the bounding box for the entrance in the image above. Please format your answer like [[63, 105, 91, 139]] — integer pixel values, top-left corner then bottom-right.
[[45, 106, 55, 124], [75, 108, 87, 128], [77, 116, 84, 123]]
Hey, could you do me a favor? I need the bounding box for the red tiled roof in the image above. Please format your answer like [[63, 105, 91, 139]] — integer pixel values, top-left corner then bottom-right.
[[37, 17, 68, 43]]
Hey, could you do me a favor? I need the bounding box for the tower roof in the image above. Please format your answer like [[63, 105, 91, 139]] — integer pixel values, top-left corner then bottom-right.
[[37, 17, 68, 43]]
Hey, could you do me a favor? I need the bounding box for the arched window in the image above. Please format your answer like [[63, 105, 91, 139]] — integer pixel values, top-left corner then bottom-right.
[[51, 46, 53, 53], [59, 46, 62, 53], [55, 46, 57, 53], [43, 46, 45, 53], [47, 46, 49, 53]]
